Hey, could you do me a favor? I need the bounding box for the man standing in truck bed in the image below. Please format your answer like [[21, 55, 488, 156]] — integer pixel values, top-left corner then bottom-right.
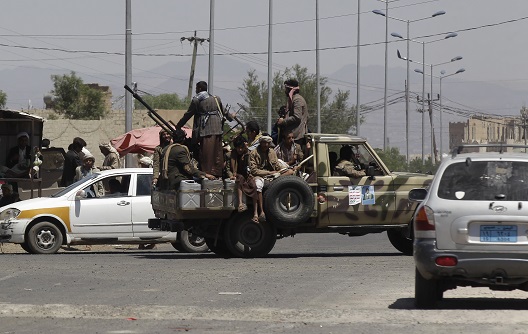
[[176, 81, 224, 178]]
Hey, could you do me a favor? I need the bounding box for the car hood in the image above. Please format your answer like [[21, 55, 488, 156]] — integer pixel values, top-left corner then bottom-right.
[[0, 196, 67, 212]]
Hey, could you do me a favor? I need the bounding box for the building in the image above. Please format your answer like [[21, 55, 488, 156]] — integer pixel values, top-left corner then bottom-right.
[[450, 115, 526, 152]]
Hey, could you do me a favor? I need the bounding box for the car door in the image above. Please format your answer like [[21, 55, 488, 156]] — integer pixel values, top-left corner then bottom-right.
[[325, 143, 395, 226], [130, 171, 166, 237], [69, 174, 133, 237]]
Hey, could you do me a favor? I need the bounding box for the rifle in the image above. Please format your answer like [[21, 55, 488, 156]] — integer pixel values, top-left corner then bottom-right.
[[124, 84, 178, 138]]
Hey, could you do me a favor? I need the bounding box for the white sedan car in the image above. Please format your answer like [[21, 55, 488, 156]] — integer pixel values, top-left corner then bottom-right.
[[0, 168, 207, 254]]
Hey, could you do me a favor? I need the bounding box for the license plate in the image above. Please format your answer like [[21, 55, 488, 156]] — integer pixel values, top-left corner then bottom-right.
[[480, 225, 517, 242]]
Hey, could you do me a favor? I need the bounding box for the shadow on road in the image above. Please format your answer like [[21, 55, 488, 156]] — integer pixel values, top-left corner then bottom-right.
[[390, 297, 528, 310]]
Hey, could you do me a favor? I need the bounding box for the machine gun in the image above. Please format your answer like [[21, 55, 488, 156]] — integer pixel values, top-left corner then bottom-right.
[[124, 84, 178, 138]]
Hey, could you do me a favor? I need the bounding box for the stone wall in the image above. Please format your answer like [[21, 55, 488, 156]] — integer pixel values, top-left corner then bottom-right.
[[30, 108, 189, 165]]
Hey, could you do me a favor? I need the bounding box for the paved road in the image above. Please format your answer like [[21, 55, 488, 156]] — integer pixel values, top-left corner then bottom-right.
[[1, 233, 528, 333]]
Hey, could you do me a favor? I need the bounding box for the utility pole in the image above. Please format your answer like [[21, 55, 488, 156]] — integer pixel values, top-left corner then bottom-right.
[[181, 31, 208, 100]]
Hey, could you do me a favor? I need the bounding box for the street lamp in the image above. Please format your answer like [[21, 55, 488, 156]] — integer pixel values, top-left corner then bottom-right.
[[415, 55, 463, 163], [415, 67, 465, 159], [394, 32, 458, 164], [374, 9, 445, 162]]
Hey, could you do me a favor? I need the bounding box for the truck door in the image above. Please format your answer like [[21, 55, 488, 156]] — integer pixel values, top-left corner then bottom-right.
[[325, 143, 396, 227]]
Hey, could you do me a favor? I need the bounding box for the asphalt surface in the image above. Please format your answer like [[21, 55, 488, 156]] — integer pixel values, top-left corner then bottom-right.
[[1, 233, 528, 333]]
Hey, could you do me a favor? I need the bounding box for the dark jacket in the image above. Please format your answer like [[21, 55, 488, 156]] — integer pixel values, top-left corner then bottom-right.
[[60, 149, 81, 187], [6, 145, 31, 169]]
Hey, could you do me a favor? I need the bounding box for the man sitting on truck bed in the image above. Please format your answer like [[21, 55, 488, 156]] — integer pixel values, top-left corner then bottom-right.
[[249, 135, 294, 223], [158, 128, 215, 191]]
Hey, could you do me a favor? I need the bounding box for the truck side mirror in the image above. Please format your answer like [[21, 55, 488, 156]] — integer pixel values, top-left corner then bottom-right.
[[408, 188, 428, 202], [366, 165, 376, 179]]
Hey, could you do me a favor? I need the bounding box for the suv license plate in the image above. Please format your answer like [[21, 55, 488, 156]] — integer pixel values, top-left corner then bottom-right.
[[480, 225, 517, 243]]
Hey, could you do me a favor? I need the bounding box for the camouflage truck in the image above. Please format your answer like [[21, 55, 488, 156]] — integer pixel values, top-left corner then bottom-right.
[[148, 133, 433, 258]]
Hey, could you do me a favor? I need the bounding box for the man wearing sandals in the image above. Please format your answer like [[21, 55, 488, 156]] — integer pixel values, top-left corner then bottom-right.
[[249, 135, 294, 223]]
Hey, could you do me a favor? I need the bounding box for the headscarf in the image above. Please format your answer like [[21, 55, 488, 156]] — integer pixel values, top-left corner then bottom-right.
[[139, 156, 153, 168], [99, 142, 119, 156]]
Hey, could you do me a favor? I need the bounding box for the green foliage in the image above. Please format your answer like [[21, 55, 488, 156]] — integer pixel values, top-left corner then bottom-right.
[[375, 147, 439, 174], [375, 147, 407, 172], [50, 71, 106, 120], [238, 65, 362, 134], [134, 93, 188, 110], [0, 90, 6, 108]]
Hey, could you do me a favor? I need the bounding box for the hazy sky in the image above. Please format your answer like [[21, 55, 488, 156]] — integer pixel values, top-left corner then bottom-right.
[[2, 0, 528, 152], [2, 0, 528, 90]]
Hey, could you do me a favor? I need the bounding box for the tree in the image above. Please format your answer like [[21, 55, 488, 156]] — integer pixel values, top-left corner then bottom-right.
[[134, 93, 188, 110], [50, 71, 106, 120], [238, 65, 361, 134], [0, 90, 6, 108], [375, 147, 407, 172]]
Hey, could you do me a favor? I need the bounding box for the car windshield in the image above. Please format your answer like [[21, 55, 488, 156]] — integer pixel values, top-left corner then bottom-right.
[[50, 173, 101, 198], [438, 160, 528, 201]]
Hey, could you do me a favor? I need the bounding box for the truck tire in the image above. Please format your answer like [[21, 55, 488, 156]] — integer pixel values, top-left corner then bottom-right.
[[263, 175, 314, 228], [171, 230, 209, 253], [205, 237, 231, 258], [26, 221, 63, 254], [387, 228, 413, 256], [224, 211, 277, 258]]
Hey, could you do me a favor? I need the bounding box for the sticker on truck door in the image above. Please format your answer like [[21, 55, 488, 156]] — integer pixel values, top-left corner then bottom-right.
[[348, 186, 362, 205], [361, 185, 375, 205]]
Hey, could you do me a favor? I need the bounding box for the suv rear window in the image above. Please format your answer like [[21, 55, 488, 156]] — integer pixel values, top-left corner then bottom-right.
[[438, 160, 528, 201]]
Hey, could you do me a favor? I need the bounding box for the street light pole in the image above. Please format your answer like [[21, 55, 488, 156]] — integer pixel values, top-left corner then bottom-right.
[[383, 0, 389, 149], [377, 10, 445, 163]]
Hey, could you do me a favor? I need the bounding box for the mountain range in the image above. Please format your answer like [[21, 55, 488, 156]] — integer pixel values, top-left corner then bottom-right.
[[2, 57, 526, 154]]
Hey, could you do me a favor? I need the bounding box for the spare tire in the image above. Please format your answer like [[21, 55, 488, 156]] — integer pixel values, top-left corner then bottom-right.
[[263, 175, 314, 228]]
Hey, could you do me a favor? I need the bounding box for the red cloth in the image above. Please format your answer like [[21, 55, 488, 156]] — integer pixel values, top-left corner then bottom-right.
[[110, 126, 192, 157]]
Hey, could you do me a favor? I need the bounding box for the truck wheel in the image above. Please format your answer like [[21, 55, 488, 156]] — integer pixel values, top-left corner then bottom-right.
[[205, 237, 231, 258], [387, 228, 413, 256], [263, 175, 314, 228], [224, 211, 277, 258], [172, 230, 209, 253], [26, 221, 63, 254], [415, 268, 441, 309]]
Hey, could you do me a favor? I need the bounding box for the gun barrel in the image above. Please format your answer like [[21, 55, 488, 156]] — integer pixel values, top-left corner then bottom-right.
[[124, 84, 178, 137]]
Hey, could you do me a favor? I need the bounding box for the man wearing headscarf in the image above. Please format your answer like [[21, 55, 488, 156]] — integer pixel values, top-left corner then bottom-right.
[[98, 142, 121, 170], [276, 79, 308, 146], [175, 81, 224, 178], [74, 153, 104, 197], [152, 129, 172, 188], [249, 135, 293, 223], [158, 128, 215, 191]]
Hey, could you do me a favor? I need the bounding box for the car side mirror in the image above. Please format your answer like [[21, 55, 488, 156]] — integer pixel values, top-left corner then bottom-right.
[[75, 190, 87, 200], [409, 188, 428, 202]]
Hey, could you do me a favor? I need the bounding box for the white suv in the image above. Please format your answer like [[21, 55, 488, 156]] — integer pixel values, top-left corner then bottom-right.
[[410, 144, 528, 308]]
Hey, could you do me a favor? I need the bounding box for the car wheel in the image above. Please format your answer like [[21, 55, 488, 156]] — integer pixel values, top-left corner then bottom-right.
[[172, 230, 209, 253], [263, 175, 314, 228], [26, 221, 63, 254], [415, 268, 440, 309], [205, 237, 231, 258], [20, 242, 33, 254], [387, 228, 413, 256], [224, 211, 277, 258]]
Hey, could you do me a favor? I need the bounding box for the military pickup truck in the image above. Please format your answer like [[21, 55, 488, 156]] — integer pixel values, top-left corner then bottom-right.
[[148, 133, 433, 258]]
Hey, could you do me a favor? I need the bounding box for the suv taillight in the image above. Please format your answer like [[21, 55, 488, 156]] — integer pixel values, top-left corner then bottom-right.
[[414, 206, 435, 231]]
